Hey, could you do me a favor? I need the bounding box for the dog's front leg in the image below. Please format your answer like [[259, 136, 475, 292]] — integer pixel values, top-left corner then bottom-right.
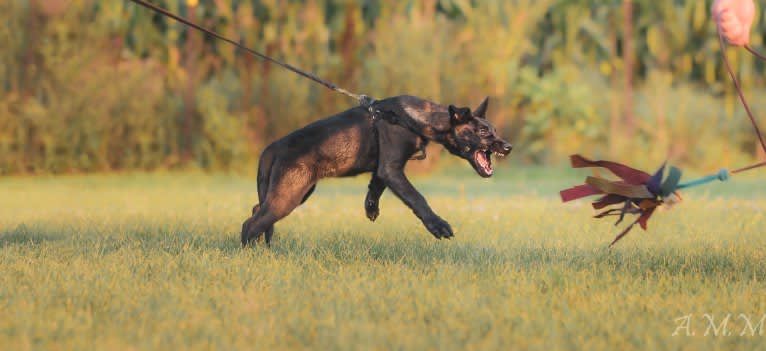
[[365, 175, 386, 221], [377, 165, 453, 239]]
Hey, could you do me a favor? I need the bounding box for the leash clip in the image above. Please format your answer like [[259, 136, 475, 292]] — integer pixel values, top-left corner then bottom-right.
[[358, 95, 379, 120]]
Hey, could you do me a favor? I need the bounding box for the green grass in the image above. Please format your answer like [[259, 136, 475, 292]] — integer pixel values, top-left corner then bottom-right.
[[1, 165, 765, 350]]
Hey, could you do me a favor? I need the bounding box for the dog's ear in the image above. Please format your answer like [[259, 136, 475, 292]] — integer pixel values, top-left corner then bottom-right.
[[474, 97, 489, 119], [449, 105, 472, 125]]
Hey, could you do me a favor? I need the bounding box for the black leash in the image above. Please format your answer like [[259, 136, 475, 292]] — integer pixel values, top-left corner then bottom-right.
[[126, 0, 376, 110]]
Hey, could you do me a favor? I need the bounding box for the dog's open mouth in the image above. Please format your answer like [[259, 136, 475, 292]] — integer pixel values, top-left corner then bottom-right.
[[473, 150, 493, 177]]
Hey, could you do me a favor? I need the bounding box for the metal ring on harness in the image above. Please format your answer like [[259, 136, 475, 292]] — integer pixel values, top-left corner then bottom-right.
[[357, 95, 380, 120]]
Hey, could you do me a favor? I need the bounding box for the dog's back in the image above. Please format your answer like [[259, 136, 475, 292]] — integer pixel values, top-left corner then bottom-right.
[[264, 106, 380, 179]]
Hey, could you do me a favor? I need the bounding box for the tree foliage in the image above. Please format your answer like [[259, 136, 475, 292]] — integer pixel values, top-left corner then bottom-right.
[[1, 0, 764, 174]]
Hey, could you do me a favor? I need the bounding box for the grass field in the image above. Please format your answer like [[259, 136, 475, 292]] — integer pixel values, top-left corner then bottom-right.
[[1, 165, 765, 350]]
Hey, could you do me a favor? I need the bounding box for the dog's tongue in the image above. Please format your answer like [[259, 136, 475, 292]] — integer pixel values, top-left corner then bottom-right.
[[475, 151, 492, 174]]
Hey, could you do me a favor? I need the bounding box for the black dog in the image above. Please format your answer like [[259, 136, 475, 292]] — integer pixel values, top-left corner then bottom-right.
[[241, 95, 512, 246]]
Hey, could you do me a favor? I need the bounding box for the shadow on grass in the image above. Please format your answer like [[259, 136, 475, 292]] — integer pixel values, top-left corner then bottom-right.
[[261, 233, 766, 281], [3, 221, 763, 282], [0, 224, 64, 247], [0, 221, 239, 253]]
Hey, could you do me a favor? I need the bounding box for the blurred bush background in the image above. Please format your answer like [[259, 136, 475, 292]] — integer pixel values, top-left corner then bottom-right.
[[2, 0, 765, 175]]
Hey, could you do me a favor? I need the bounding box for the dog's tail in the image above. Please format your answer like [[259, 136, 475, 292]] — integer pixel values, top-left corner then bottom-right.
[[252, 145, 277, 215]]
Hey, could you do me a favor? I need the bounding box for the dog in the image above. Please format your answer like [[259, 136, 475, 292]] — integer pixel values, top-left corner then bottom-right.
[[241, 95, 513, 246]]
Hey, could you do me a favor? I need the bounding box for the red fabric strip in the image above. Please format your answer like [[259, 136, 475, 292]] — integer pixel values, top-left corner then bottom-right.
[[560, 184, 603, 202], [570, 155, 651, 185], [638, 208, 656, 230]]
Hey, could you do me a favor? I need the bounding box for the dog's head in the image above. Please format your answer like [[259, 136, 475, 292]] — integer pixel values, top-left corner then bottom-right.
[[443, 97, 512, 178]]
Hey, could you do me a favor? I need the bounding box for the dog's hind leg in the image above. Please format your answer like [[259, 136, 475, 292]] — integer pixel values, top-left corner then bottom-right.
[[250, 184, 314, 246], [241, 167, 316, 246], [263, 225, 275, 245], [245, 147, 278, 244], [259, 184, 314, 245], [243, 195, 294, 246], [300, 184, 316, 205], [242, 190, 312, 246], [249, 204, 275, 246], [365, 174, 386, 221]]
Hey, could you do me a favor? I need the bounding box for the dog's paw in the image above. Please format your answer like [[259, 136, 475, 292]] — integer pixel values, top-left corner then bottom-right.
[[365, 198, 379, 222], [241, 217, 255, 247], [424, 216, 453, 239]]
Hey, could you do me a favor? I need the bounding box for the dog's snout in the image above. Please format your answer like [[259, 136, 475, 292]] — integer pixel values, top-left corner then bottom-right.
[[493, 140, 512, 154]]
